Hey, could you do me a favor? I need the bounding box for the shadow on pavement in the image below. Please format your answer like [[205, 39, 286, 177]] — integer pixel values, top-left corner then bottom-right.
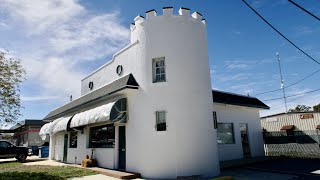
[[245, 158, 320, 179]]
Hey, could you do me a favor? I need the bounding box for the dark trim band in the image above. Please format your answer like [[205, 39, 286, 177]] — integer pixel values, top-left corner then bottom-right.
[[146, 9, 156, 14], [180, 7, 190, 10]]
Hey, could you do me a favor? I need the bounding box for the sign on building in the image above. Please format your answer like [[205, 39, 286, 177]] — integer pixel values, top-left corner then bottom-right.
[[300, 114, 314, 119]]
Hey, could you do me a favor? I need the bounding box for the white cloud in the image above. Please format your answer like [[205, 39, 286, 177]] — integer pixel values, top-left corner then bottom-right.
[[218, 73, 250, 82], [0, 22, 9, 30], [21, 95, 61, 102], [1, 0, 85, 34], [224, 60, 252, 70], [0, 0, 130, 103]]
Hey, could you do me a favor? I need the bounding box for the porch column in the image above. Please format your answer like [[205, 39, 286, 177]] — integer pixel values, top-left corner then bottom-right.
[[49, 134, 55, 160]]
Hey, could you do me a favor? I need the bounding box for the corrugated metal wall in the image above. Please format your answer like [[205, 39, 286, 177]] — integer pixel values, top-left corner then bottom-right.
[[261, 112, 320, 131], [261, 112, 320, 159]]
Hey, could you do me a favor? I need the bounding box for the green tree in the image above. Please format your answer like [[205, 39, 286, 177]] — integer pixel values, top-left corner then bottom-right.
[[0, 51, 26, 124], [288, 105, 311, 112], [313, 103, 320, 111]]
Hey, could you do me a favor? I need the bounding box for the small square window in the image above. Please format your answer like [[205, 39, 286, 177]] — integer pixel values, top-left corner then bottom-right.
[[155, 111, 166, 131], [153, 57, 166, 83]]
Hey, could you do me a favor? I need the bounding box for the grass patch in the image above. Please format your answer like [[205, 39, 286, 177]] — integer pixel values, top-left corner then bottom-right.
[[0, 162, 97, 180]]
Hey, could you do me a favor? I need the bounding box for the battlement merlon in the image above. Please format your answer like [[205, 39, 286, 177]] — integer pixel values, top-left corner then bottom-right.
[[131, 7, 205, 29], [130, 7, 206, 43]]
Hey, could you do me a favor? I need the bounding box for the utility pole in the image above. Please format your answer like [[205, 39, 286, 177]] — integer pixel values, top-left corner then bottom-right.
[[276, 52, 288, 112]]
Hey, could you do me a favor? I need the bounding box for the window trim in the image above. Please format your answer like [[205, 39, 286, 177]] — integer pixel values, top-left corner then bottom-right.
[[217, 123, 235, 144], [213, 111, 217, 129], [152, 57, 166, 83], [155, 111, 167, 131], [89, 124, 115, 148], [69, 131, 77, 148]]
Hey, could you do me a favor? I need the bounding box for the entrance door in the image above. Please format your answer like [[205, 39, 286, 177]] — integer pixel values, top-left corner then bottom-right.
[[118, 126, 126, 170], [240, 123, 251, 158], [63, 134, 68, 162]]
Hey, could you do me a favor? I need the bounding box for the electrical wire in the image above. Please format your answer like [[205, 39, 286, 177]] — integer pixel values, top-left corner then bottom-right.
[[288, 0, 320, 21], [255, 68, 320, 96], [262, 87, 320, 101], [241, 0, 320, 65]]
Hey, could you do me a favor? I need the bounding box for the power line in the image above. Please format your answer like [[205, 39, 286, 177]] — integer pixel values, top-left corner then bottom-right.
[[255, 68, 320, 96], [241, 0, 320, 65], [262, 87, 320, 101], [288, 0, 320, 21], [270, 94, 310, 109]]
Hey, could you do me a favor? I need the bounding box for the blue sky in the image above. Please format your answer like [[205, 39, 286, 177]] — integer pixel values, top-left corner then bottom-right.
[[0, 0, 319, 125]]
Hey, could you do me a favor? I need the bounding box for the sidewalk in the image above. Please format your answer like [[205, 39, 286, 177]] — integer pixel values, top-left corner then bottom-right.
[[68, 174, 130, 180], [24, 158, 141, 179]]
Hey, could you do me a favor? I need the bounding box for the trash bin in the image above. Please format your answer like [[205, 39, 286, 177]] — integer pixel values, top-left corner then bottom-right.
[[31, 146, 39, 156], [39, 146, 49, 158]]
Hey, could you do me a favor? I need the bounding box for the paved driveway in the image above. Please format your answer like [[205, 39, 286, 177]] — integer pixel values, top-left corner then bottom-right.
[[221, 158, 320, 180]]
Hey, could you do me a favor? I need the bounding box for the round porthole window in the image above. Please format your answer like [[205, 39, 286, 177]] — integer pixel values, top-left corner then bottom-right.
[[88, 81, 94, 90], [116, 65, 123, 76]]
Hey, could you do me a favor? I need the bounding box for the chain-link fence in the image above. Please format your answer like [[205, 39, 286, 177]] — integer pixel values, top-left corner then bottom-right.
[[263, 130, 320, 159]]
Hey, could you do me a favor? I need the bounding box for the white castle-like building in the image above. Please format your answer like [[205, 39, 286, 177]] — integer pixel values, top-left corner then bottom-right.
[[40, 7, 269, 179]]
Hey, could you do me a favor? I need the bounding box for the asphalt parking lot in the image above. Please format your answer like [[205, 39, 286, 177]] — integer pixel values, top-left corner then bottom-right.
[[221, 158, 320, 180]]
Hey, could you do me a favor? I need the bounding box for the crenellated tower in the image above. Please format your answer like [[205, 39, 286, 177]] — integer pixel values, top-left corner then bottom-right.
[[125, 7, 220, 179]]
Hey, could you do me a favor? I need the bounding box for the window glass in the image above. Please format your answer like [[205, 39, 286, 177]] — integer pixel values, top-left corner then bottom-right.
[[89, 125, 115, 148], [69, 131, 77, 148], [156, 111, 166, 131], [213, 112, 217, 129], [217, 123, 235, 144], [153, 57, 166, 83], [0, 141, 11, 148]]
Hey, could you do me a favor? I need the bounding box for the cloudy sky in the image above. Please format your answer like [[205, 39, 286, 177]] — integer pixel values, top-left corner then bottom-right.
[[0, 0, 319, 124]]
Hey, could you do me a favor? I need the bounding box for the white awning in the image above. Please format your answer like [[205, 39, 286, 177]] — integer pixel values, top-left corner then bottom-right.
[[52, 116, 72, 134], [39, 122, 52, 140], [70, 98, 127, 128], [39, 116, 69, 140], [70, 102, 115, 128]]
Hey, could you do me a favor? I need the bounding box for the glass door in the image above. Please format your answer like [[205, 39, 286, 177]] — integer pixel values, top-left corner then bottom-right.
[[240, 123, 251, 158]]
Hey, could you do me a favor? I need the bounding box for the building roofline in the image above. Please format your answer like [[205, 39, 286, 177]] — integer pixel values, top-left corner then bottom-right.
[[44, 74, 139, 120], [212, 89, 269, 109], [261, 111, 320, 119]]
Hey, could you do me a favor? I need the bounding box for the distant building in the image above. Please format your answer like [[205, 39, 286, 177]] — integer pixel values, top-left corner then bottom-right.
[[261, 112, 320, 158], [11, 119, 49, 147]]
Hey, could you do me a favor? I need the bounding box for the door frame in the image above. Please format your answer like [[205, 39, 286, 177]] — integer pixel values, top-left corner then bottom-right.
[[239, 123, 251, 158], [118, 126, 126, 170], [63, 134, 68, 162]]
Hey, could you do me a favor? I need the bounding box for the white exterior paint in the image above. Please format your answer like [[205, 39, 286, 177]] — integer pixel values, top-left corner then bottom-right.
[[214, 103, 265, 161], [44, 7, 266, 179], [66, 126, 116, 169], [54, 133, 64, 161], [76, 8, 219, 179]]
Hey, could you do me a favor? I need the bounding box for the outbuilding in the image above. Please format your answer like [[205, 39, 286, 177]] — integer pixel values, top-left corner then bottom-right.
[[261, 111, 320, 158], [40, 7, 268, 179]]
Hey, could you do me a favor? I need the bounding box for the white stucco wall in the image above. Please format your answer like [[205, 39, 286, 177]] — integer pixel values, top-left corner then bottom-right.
[[54, 133, 64, 161], [124, 9, 219, 179], [49, 8, 220, 179], [66, 126, 116, 169], [214, 103, 264, 161]]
